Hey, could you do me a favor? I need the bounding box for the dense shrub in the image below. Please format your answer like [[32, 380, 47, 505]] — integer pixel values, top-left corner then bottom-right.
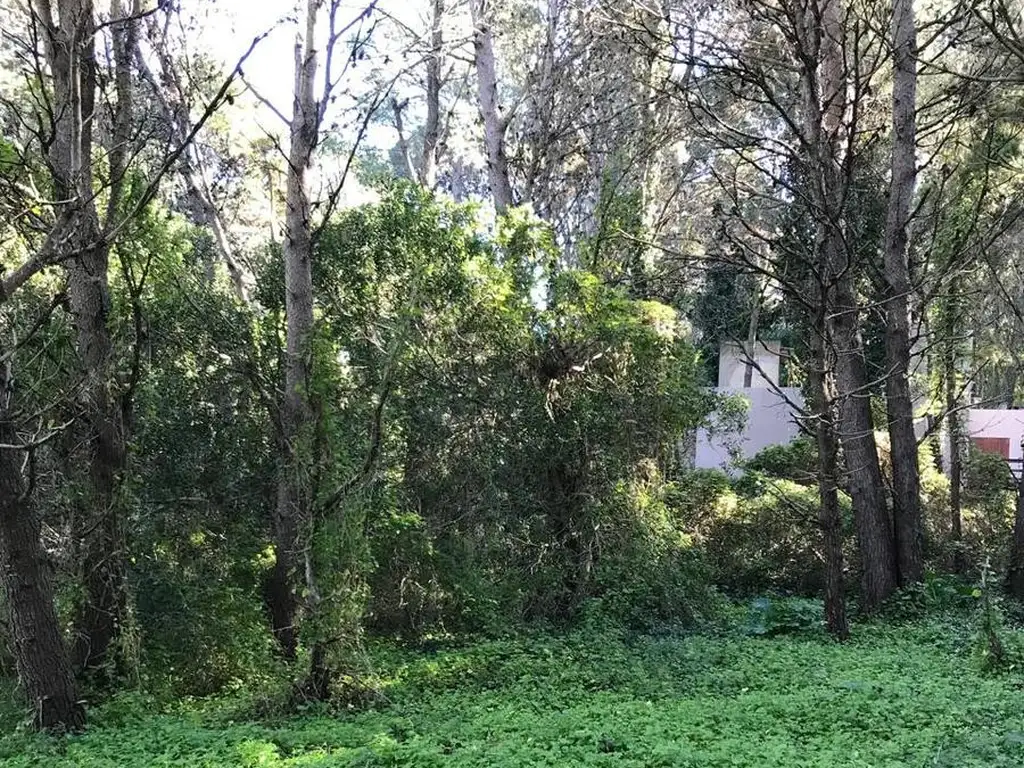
[[133, 545, 277, 698], [919, 447, 1015, 574], [740, 437, 817, 484], [703, 478, 851, 596], [589, 471, 721, 630]]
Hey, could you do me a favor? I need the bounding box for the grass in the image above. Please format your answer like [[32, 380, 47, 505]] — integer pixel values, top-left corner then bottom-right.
[[3, 618, 1024, 766]]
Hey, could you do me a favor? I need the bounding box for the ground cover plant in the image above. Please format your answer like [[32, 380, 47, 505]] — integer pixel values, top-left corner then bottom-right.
[[4, 613, 1024, 767]]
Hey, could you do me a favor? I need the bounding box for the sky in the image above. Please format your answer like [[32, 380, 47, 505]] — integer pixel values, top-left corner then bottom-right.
[[189, 0, 424, 140], [177, 0, 432, 207]]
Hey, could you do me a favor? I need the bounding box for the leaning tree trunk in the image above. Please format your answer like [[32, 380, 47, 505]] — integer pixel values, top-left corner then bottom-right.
[[882, 0, 923, 586], [0, 367, 84, 731]]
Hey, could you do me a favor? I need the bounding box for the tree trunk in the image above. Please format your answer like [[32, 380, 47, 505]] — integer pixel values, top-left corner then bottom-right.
[[470, 0, 514, 213], [37, 0, 132, 675], [0, 368, 84, 731], [882, 0, 923, 586], [274, 0, 325, 692], [1006, 462, 1024, 599], [743, 282, 761, 389], [262, 553, 298, 659], [67, 231, 128, 677], [945, 350, 965, 572], [421, 0, 444, 188], [831, 292, 898, 610], [807, 327, 848, 640], [798, 0, 898, 612]]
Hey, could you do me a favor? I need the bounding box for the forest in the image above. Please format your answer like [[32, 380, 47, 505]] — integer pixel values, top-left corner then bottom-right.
[[4, 0, 1024, 764]]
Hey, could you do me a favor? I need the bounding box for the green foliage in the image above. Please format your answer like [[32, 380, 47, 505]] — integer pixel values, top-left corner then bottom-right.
[[110, 206, 279, 697], [587, 469, 721, 630], [959, 449, 1014, 572], [293, 184, 725, 634], [970, 559, 1024, 675], [880, 572, 977, 620], [7, 623, 1024, 765], [964, 448, 1014, 510], [743, 596, 824, 636], [704, 478, 851, 596], [740, 438, 818, 484]]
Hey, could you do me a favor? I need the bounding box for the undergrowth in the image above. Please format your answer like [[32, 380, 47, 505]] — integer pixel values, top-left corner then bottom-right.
[[4, 615, 1024, 766]]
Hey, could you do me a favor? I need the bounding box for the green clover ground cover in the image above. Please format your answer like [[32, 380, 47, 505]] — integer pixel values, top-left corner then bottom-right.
[[4, 621, 1024, 767]]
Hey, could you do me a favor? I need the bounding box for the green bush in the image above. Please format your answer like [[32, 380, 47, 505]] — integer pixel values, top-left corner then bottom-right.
[[740, 438, 818, 484], [961, 448, 1015, 572], [743, 596, 824, 636], [133, 546, 278, 698], [662, 468, 733, 529], [589, 474, 721, 630], [703, 478, 851, 596]]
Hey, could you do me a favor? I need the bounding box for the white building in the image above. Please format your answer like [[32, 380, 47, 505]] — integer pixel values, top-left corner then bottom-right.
[[695, 341, 805, 472], [694, 341, 1024, 477]]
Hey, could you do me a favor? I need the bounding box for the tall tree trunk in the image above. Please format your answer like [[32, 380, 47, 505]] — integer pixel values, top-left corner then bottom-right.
[[67, 230, 128, 677], [36, 0, 133, 676], [743, 281, 762, 388], [421, 0, 444, 188], [799, 0, 897, 611], [0, 367, 85, 731], [882, 0, 923, 586], [272, 0, 328, 695], [832, 288, 898, 609], [470, 0, 514, 213], [945, 348, 965, 572], [807, 325, 848, 640]]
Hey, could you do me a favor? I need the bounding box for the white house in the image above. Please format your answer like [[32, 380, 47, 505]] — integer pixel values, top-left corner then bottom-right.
[[695, 341, 805, 471], [694, 341, 1024, 477]]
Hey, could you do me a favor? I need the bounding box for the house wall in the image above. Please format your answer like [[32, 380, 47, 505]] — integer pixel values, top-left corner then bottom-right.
[[966, 409, 1024, 474], [695, 387, 805, 471], [717, 341, 783, 389]]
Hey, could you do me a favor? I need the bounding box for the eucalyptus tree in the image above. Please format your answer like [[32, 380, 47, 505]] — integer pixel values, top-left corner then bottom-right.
[[0, 0, 259, 725]]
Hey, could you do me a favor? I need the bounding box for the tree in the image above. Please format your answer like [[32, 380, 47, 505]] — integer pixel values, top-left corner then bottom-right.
[[470, 0, 514, 213], [882, 0, 924, 586]]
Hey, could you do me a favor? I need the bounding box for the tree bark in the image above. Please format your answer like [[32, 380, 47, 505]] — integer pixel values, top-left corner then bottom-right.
[[945, 346, 965, 572], [421, 0, 444, 188], [35, 0, 133, 676], [470, 0, 514, 213], [271, 0, 327, 693], [807, 326, 848, 640], [66, 227, 128, 677], [882, 0, 923, 586], [832, 287, 898, 610], [0, 368, 85, 731], [391, 98, 418, 181], [798, 0, 897, 611]]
